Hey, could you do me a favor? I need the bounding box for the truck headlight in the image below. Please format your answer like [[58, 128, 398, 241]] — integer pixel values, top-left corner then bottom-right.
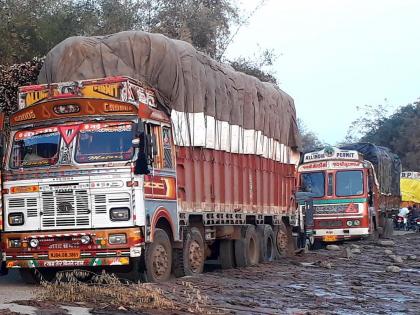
[[346, 220, 353, 227], [353, 220, 360, 226], [9, 239, 22, 248], [80, 235, 91, 245], [8, 212, 24, 226], [109, 234, 127, 245], [110, 208, 130, 221], [29, 238, 39, 248]]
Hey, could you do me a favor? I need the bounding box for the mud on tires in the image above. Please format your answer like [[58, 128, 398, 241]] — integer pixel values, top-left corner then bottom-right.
[[235, 225, 260, 267], [144, 228, 172, 283], [257, 225, 276, 262], [274, 222, 294, 257], [173, 227, 205, 277]]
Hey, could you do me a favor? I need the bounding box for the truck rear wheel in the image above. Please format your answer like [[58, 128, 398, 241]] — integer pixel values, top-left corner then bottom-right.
[[235, 225, 260, 267], [257, 225, 276, 262], [173, 227, 205, 277], [144, 228, 172, 282], [219, 240, 235, 269], [274, 222, 293, 257], [381, 218, 394, 238]]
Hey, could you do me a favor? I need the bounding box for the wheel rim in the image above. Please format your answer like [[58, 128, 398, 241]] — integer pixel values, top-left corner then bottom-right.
[[277, 230, 288, 253], [188, 240, 203, 273], [152, 244, 169, 279]]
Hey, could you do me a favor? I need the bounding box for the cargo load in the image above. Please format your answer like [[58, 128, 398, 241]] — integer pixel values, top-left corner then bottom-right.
[[38, 31, 301, 162]]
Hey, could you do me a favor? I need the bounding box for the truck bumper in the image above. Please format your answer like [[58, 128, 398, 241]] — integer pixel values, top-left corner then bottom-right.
[[313, 227, 369, 240], [2, 227, 144, 269]]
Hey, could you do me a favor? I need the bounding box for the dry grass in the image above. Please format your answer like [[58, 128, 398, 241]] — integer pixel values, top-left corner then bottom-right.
[[36, 270, 225, 314]]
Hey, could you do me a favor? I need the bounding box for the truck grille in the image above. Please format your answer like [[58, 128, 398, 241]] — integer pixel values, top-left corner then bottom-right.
[[314, 204, 358, 215], [8, 197, 38, 218], [318, 219, 342, 227], [41, 190, 90, 228]]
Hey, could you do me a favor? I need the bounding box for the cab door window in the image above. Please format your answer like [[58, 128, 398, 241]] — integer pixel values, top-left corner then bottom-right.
[[162, 127, 173, 169], [144, 123, 173, 170]]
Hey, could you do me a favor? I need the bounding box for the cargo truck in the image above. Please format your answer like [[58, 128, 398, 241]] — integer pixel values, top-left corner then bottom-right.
[[298, 145, 400, 248], [0, 32, 303, 282]]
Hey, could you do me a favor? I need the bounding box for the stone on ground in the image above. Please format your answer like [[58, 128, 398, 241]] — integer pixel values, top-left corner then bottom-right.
[[326, 245, 341, 251]]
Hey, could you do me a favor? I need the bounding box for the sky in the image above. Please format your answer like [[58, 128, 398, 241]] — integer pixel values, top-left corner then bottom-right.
[[225, 0, 420, 144]]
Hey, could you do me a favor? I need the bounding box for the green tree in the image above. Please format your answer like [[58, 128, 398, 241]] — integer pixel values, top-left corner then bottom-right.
[[228, 48, 278, 84], [0, 0, 241, 64], [298, 118, 324, 152], [344, 101, 420, 171]]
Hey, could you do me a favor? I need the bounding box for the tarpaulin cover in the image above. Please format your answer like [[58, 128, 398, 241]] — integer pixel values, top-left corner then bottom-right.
[[38, 31, 301, 152], [401, 178, 420, 203], [340, 143, 401, 196]]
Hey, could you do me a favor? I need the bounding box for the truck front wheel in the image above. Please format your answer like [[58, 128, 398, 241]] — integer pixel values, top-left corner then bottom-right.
[[144, 228, 172, 282], [173, 227, 205, 277]]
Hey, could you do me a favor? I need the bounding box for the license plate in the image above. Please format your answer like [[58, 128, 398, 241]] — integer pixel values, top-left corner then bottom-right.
[[323, 235, 337, 242], [49, 250, 80, 260]]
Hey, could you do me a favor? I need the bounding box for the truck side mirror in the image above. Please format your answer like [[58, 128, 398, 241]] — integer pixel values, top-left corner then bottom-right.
[[295, 192, 314, 227], [368, 191, 374, 207], [134, 131, 150, 175], [132, 122, 150, 175]]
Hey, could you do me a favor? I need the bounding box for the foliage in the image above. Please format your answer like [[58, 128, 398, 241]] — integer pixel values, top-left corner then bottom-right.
[[0, 57, 44, 114], [0, 0, 240, 64], [38, 270, 219, 314], [361, 102, 420, 171], [344, 102, 390, 143], [228, 48, 278, 84], [344, 101, 420, 171], [298, 118, 324, 152]]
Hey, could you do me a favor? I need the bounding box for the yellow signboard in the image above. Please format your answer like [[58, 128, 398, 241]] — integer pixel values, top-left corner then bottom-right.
[[401, 178, 420, 204], [82, 83, 121, 100], [24, 90, 49, 106]]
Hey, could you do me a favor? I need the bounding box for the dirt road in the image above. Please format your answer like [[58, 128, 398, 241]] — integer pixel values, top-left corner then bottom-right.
[[0, 232, 419, 315]]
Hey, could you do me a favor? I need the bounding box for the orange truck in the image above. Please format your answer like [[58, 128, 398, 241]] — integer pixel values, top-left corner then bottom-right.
[[297, 145, 400, 248], [0, 76, 303, 282]]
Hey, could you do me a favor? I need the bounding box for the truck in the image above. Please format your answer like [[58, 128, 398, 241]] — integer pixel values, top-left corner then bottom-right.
[[0, 31, 303, 282], [297, 144, 400, 248]]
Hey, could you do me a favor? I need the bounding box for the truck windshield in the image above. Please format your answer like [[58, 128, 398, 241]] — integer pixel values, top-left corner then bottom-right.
[[10, 130, 60, 168], [300, 172, 325, 197], [336, 170, 364, 197], [75, 122, 133, 163]]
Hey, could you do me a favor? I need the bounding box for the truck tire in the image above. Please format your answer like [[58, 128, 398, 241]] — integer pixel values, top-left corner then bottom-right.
[[381, 218, 394, 238], [172, 227, 205, 277], [235, 225, 260, 267], [274, 222, 293, 257], [257, 225, 276, 262], [219, 240, 235, 269], [144, 228, 172, 283]]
